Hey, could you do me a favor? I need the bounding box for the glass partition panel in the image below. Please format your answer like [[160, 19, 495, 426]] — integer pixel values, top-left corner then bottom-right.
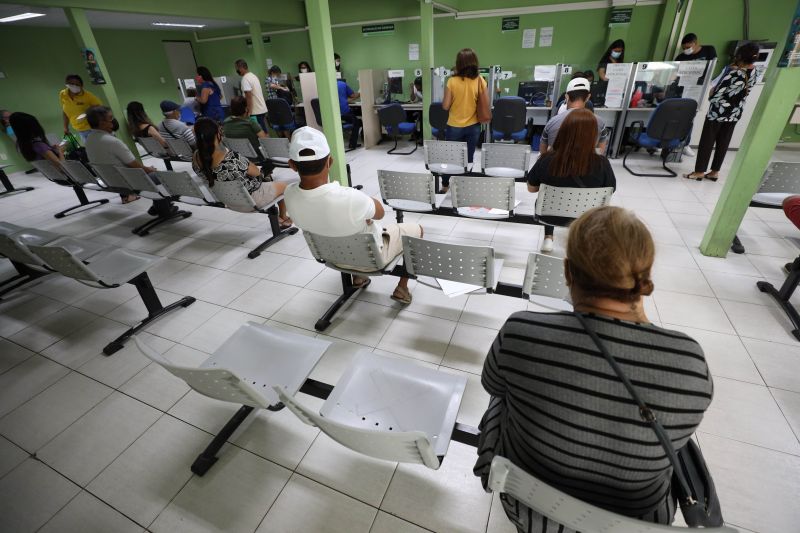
[[594, 62, 634, 110]]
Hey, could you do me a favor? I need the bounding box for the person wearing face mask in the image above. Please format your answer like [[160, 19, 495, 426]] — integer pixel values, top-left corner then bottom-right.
[[59, 74, 102, 142], [675, 33, 717, 62], [334, 53, 342, 73], [1, 109, 13, 138], [597, 40, 625, 81], [235, 59, 268, 132], [297, 61, 313, 76]]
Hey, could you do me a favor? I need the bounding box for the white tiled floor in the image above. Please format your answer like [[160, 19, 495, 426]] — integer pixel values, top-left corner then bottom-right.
[[1, 145, 799, 532]]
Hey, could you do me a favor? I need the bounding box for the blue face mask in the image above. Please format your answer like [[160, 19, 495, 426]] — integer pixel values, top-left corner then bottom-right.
[[5, 125, 13, 137], [610, 50, 622, 59]]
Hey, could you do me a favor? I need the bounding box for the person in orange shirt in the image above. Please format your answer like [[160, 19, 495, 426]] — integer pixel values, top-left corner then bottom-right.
[[441, 48, 488, 192], [59, 74, 102, 142]]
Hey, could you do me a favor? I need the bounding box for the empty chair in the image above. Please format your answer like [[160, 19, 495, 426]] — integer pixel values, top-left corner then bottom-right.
[[277, 350, 467, 469], [60, 160, 117, 193], [164, 137, 194, 161], [624, 98, 697, 177], [136, 136, 177, 171], [210, 179, 298, 259], [265, 98, 297, 136], [451, 176, 517, 219], [132, 322, 330, 475], [0, 163, 34, 197], [402, 235, 504, 293], [223, 136, 265, 163], [27, 244, 195, 355], [259, 137, 291, 168], [534, 183, 614, 228], [424, 140, 468, 175], [304, 231, 404, 331], [378, 103, 417, 155], [522, 252, 572, 311], [30, 160, 109, 218], [487, 456, 739, 533], [377, 170, 441, 222], [491, 96, 527, 142], [310, 98, 357, 153], [480, 143, 531, 179], [156, 170, 221, 206], [429, 102, 448, 140]]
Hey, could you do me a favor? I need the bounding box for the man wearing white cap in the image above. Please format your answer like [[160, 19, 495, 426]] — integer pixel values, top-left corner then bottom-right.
[[284, 127, 422, 304], [540, 77, 608, 155]]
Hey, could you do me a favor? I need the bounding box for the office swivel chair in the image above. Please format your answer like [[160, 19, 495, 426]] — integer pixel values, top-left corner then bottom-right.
[[491, 96, 527, 142], [623, 98, 697, 177], [310, 98, 357, 153], [378, 103, 417, 155], [265, 98, 297, 136], [429, 102, 448, 140]]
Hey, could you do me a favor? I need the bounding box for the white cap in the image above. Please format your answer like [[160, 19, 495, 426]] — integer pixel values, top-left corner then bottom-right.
[[289, 127, 330, 162], [566, 77, 591, 92]]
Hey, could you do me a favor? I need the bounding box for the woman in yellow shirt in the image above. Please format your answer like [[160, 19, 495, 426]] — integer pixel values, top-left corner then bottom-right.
[[441, 48, 488, 192], [59, 74, 102, 142]]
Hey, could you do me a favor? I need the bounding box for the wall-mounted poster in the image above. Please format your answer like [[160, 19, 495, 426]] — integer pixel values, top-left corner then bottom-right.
[[82, 48, 106, 85], [777, 0, 800, 67]]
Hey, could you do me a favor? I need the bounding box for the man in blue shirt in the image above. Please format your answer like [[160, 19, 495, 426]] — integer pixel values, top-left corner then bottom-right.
[[337, 79, 361, 150]]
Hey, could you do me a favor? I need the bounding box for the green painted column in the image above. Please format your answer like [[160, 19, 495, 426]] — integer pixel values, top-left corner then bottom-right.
[[64, 7, 137, 156], [651, 0, 679, 60], [248, 21, 266, 87], [305, 0, 347, 186], [700, 67, 800, 257], [420, 0, 434, 140]]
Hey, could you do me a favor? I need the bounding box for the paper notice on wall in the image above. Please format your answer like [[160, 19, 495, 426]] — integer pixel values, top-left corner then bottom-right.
[[681, 85, 704, 103], [409, 43, 420, 61], [388, 69, 405, 78], [534, 65, 557, 81], [184, 78, 196, 89], [604, 63, 629, 108], [266, 58, 273, 69], [539, 27, 553, 47], [677, 60, 707, 78], [522, 29, 536, 49]]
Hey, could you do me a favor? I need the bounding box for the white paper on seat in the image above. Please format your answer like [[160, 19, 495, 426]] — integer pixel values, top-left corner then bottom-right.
[[436, 258, 504, 296], [455, 200, 521, 219]]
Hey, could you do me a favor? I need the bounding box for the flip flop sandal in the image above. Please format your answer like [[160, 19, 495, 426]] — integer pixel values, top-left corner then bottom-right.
[[352, 277, 371, 289], [704, 173, 719, 182], [278, 216, 294, 229], [391, 287, 412, 305], [683, 173, 703, 181]]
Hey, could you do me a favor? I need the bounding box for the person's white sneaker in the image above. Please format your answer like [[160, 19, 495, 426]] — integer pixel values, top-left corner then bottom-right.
[[683, 145, 695, 157], [540, 238, 554, 253]]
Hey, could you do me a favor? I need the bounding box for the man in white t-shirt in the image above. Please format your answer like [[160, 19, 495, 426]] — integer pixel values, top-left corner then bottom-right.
[[284, 127, 422, 304], [235, 59, 268, 132]]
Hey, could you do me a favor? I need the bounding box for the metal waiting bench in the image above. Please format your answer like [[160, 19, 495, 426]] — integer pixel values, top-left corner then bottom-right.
[[30, 160, 109, 218]]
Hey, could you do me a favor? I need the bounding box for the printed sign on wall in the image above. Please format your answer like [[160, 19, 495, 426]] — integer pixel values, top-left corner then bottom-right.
[[82, 48, 106, 85]]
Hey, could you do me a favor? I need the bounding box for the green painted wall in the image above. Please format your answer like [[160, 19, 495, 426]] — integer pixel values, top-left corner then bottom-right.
[[0, 25, 192, 169]]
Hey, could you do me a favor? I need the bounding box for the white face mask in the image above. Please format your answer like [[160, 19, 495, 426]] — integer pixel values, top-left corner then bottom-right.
[[335, 60, 341, 67], [610, 51, 622, 59], [66, 84, 82, 94], [300, 68, 308, 73]]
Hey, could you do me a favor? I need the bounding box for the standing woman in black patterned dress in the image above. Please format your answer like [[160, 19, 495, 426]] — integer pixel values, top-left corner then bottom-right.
[[685, 42, 759, 182]]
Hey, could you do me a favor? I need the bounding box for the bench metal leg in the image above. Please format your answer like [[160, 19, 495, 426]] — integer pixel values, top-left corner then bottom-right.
[[132, 200, 192, 236], [0, 168, 34, 197], [0, 262, 49, 298], [191, 405, 255, 476], [54, 186, 110, 218], [757, 256, 800, 342], [103, 272, 196, 355], [314, 273, 360, 331], [731, 234, 745, 254], [247, 204, 299, 259]]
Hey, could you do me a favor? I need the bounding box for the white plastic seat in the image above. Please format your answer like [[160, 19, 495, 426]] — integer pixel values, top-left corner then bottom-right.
[[424, 140, 468, 175], [0, 222, 24, 236], [259, 137, 291, 167], [90, 163, 134, 191], [534, 184, 614, 222], [0, 228, 61, 265], [522, 252, 572, 311], [115, 166, 168, 200], [156, 170, 219, 205], [223, 137, 264, 161], [451, 176, 517, 219], [402, 235, 504, 294], [132, 322, 330, 475], [26, 244, 195, 355], [137, 136, 170, 158], [60, 160, 107, 190], [487, 456, 739, 533], [164, 137, 194, 161], [750, 162, 800, 207], [481, 143, 531, 178], [377, 170, 444, 214], [277, 350, 467, 469]]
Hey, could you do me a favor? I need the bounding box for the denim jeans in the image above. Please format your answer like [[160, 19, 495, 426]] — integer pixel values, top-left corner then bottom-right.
[[442, 123, 481, 187]]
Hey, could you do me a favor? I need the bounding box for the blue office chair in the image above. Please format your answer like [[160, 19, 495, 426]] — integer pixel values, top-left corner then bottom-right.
[[179, 106, 196, 125], [378, 103, 417, 155], [310, 98, 357, 153], [265, 98, 296, 135], [623, 98, 697, 177], [429, 103, 448, 140], [491, 96, 527, 142]]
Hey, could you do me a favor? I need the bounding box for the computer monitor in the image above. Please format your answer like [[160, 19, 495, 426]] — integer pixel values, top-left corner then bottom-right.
[[517, 81, 550, 106], [388, 76, 403, 95], [590, 81, 607, 107]]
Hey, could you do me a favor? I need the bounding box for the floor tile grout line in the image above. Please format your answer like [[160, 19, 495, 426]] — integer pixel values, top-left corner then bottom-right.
[[695, 429, 800, 458]]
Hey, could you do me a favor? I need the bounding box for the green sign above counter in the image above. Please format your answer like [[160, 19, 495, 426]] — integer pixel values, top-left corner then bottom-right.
[[609, 7, 633, 24], [362, 23, 395, 35], [501, 17, 520, 31]]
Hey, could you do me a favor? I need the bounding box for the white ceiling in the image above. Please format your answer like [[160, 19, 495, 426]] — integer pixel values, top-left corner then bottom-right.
[[0, 3, 249, 30]]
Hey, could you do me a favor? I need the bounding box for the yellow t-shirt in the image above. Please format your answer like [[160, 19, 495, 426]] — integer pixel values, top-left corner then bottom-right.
[[59, 89, 102, 132], [446, 75, 487, 127]]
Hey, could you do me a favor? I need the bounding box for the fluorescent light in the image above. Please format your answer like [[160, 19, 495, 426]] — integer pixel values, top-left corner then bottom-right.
[[152, 22, 206, 28], [0, 12, 45, 23]]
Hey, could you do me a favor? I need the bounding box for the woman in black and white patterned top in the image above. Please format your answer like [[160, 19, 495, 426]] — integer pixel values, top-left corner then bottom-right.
[[685, 42, 759, 182], [192, 117, 292, 227]]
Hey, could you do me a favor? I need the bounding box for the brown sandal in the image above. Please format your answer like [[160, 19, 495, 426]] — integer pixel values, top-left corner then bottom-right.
[[704, 172, 719, 182], [352, 276, 371, 289], [278, 216, 293, 229], [391, 286, 412, 305], [683, 173, 704, 181]]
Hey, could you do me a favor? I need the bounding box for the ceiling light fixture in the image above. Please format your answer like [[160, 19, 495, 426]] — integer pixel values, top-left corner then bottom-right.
[[0, 12, 45, 23], [152, 22, 206, 28]]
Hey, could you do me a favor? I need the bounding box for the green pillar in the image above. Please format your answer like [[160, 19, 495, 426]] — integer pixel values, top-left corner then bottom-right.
[[651, 0, 679, 60], [420, 0, 434, 140], [305, 0, 347, 186], [700, 67, 800, 257], [64, 7, 136, 156], [248, 21, 266, 86]]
